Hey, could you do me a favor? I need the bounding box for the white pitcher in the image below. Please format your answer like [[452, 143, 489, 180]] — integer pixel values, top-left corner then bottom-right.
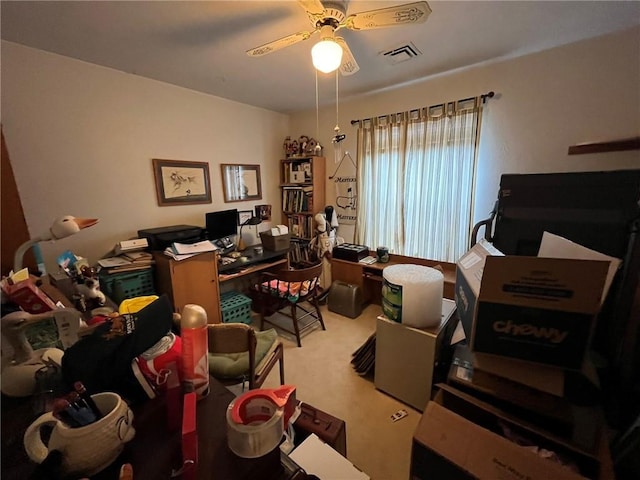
[[24, 392, 135, 477]]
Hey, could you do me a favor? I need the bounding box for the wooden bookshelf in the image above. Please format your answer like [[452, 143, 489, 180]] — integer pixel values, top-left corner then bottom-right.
[[279, 156, 325, 240]]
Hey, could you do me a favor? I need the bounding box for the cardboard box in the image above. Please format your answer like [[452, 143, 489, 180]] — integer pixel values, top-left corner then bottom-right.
[[455, 241, 609, 369], [472, 351, 600, 400], [411, 384, 602, 480], [455, 239, 503, 338], [448, 344, 573, 435], [448, 344, 602, 453], [259, 231, 291, 251]]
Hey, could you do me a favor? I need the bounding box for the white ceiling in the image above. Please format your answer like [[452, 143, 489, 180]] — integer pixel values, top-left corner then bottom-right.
[[2, 1, 639, 114]]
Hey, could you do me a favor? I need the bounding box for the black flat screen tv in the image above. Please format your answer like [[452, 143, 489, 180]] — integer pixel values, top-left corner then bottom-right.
[[205, 209, 238, 243]]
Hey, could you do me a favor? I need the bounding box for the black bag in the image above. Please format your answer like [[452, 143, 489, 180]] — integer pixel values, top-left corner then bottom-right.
[[61, 295, 174, 404]]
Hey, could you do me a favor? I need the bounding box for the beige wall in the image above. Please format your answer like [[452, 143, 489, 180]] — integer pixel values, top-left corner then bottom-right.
[[291, 26, 640, 243], [2, 26, 639, 272], [2, 41, 289, 273]]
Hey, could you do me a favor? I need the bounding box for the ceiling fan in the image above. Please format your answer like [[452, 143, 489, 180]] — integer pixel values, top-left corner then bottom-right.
[[246, 1, 432, 75]]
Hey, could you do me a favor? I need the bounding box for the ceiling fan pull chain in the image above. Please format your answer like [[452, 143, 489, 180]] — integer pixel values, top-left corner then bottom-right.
[[335, 69, 340, 134], [333, 69, 342, 164], [315, 69, 320, 151], [332, 70, 346, 158]]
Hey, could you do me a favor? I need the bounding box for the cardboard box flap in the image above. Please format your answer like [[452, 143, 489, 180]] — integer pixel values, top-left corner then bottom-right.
[[455, 240, 504, 338], [456, 239, 504, 294], [416, 384, 600, 479], [538, 232, 622, 306], [434, 385, 601, 461], [480, 256, 608, 314], [416, 400, 589, 480], [473, 351, 601, 399], [414, 401, 475, 469], [473, 351, 566, 397]]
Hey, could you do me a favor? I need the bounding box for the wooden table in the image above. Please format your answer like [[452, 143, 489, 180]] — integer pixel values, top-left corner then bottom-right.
[[154, 248, 290, 323], [1, 378, 306, 480], [332, 253, 457, 305]]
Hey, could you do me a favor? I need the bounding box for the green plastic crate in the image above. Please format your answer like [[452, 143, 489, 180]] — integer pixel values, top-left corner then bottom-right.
[[99, 269, 156, 304], [220, 291, 252, 324]]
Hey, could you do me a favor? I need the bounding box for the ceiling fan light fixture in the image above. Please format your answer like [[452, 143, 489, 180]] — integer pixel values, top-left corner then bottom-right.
[[312, 38, 343, 73], [312, 24, 344, 73]]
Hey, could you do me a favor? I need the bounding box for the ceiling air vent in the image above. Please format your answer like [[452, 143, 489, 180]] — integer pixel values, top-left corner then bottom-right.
[[381, 42, 422, 65]]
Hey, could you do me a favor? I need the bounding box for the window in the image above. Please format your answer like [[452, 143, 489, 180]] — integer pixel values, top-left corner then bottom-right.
[[355, 98, 482, 263]]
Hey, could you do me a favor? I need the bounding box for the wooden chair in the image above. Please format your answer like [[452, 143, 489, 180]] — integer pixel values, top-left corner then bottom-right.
[[250, 263, 325, 347], [207, 323, 284, 390]]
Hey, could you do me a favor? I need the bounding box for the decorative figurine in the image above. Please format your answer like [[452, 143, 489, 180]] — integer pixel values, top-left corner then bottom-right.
[[283, 136, 294, 157]]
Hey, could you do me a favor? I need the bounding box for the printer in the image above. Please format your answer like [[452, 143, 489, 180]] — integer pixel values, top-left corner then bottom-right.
[[137, 225, 205, 251]]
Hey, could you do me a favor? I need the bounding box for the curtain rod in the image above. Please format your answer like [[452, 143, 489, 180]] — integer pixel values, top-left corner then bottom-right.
[[350, 91, 495, 126]]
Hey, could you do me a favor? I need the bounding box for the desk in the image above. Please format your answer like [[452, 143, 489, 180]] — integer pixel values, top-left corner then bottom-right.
[[218, 247, 289, 275], [1, 378, 306, 480], [332, 253, 456, 305], [154, 248, 289, 323]]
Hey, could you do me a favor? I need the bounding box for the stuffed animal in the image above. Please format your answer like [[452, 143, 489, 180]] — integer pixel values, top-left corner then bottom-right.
[[310, 206, 345, 291], [76, 266, 106, 309], [298, 135, 309, 155], [313, 212, 332, 259]]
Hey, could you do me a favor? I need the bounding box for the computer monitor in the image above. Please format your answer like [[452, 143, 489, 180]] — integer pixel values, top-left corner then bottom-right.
[[205, 208, 238, 249]]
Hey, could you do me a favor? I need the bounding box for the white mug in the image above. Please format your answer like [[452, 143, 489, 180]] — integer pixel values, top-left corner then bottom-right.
[[24, 392, 135, 477]]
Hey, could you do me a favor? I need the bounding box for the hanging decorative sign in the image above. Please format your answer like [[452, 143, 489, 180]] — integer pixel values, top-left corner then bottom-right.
[[329, 151, 357, 225]]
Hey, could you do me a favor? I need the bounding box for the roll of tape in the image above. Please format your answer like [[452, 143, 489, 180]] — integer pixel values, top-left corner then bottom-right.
[[226, 395, 284, 458]]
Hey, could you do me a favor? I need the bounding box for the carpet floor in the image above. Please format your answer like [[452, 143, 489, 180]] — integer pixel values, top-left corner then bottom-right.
[[254, 303, 422, 480]]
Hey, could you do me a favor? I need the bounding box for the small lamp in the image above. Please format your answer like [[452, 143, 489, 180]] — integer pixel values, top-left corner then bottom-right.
[[237, 216, 262, 252], [13, 215, 99, 271], [312, 25, 343, 74]]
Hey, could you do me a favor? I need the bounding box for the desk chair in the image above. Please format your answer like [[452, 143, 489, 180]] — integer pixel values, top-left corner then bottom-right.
[[207, 323, 284, 390], [250, 263, 325, 347]]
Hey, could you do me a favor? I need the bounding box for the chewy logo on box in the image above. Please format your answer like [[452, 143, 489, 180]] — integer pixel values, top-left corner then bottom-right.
[[472, 255, 609, 370]]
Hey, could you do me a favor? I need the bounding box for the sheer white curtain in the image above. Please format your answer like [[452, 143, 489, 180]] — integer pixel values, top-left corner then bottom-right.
[[355, 98, 482, 263], [355, 115, 407, 254]]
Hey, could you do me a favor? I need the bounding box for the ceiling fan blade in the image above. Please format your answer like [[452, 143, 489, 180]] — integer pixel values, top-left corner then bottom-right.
[[343, 1, 432, 31], [246, 30, 315, 57], [335, 37, 360, 76], [298, 0, 326, 26]]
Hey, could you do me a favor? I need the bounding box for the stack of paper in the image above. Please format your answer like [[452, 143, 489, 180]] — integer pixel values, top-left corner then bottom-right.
[[290, 434, 369, 479], [98, 251, 155, 274], [162, 240, 218, 261], [163, 248, 198, 261], [98, 257, 132, 268], [172, 241, 217, 255]]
